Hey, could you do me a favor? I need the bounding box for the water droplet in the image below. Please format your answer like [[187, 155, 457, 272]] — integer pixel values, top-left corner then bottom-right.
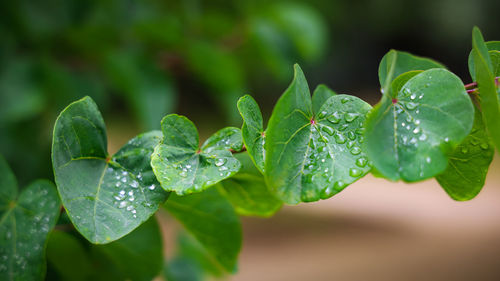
[[405, 102, 417, 110], [148, 184, 156, 190], [339, 124, 349, 131], [118, 201, 128, 209], [128, 191, 133, 196], [413, 127, 420, 134], [403, 88, 411, 95], [122, 171, 128, 176], [356, 157, 368, 167], [345, 113, 359, 123], [410, 93, 416, 100], [355, 128, 365, 135], [318, 110, 328, 118], [347, 131, 356, 140], [349, 168, 363, 177], [347, 141, 355, 149], [470, 139, 479, 146], [444, 137, 449, 142], [327, 112, 341, 124], [180, 171, 187, 177], [426, 157, 431, 163], [130, 180, 139, 188], [419, 134, 427, 141], [215, 158, 226, 167], [480, 143, 489, 150], [415, 120, 421, 125], [341, 97, 350, 103], [461, 147, 469, 154], [121, 177, 127, 183], [334, 181, 347, 190], [131, 210, 136, 214], [334, 133, 346, 144], [126, 205, 134, 211], [350, 146, 362, 155], [321, 126, 335, 136], [186, 164, 192, 169]]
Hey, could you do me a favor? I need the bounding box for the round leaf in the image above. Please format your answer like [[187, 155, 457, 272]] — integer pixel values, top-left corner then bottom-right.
[[52, 97, 169, 244], [365, 68, 474, 181]]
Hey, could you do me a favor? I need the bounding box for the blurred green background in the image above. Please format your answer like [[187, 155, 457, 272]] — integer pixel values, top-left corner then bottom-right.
[[1, 0, 499, 186]]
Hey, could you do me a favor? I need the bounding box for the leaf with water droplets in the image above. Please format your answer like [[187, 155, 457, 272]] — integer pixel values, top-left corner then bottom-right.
[[151, 114, 242, 195], [470, 27, 500, 152], [312, 84, 337, 113], [217, 153, 282, 217], [436, 107, 494, 200], [265, 64, 372, 204], [165, 188, 242, 273], [378, 50, 445, 93], [52, 97, 169, 244], [237, 95, 266, 173], [47, 216, 163, 281], [364, 68, 474, 181], [0, 156, 60, 281]]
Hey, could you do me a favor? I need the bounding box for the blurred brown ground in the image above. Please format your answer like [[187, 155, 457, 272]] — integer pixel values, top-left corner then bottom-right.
[[230, 154, 500, 281]]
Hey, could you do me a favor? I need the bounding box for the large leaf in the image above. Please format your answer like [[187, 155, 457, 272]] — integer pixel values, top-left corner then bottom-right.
[[151, 114, 242, 195], [218, 153, 282, 217], [436, 107, 494, 200], [47, 217, 163, 281], [265, 65, 372, 204], [165, 188, 242, 273], [0, 156, 60, 281], [378, 50, 445, 92], [364, 68, 474, 181], [237, 95, 266, 173], [52, 97, 168, 244], [471, 27, 500, 151]]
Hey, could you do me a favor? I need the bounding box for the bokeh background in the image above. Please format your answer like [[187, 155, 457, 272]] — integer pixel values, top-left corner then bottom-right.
[[1, 0, 500, 280]]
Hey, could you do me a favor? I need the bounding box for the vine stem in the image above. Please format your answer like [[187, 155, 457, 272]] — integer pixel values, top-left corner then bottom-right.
[[464, 76, 499, 93]]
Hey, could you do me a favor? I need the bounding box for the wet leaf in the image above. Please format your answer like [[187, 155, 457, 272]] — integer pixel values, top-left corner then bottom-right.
[[265, 65, 372, 204], [165, 188, 242, 273], [470, 27, 500, 151], [364, 69, 474, 181], [237, 95, 266, 173], [52, 97, 168, 244], [436, 107, 494, 200], [0, 156, 60, 281], [218, 153, 282, 217], [151, 114, 242, 195]]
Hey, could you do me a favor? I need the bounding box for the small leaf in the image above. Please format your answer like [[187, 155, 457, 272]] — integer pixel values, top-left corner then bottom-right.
[[265, 65, 372, 204], [378, 50, 445, 92], [151, 114, 242, 195], [470, 28, 500, 151], [237, 95, 266, 173], [436, 107, 494, 200], [312, 84, 337, 113], [52, 97, 168, 244], [468, 41, 500, 80], [165, 188, 242, 273], [218, 153, 282, 217], [0, 156, 60, 281], [364, 69, 474, 181]]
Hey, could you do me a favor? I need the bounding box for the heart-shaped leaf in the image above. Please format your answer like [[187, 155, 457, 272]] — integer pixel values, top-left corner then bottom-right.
[[52, 96, 169, 244], [0, 156, 60, 281], [165, 188, 242, 273], [218, 153, 282, 217], [151, 114, 242, 195], [470, 27, 500, 151], [237, 95, 266, 173], [436, 107, 494, 201], [265, 64, 372, 204], [378, 50, 445, 93], [364, 68, 474, 181]]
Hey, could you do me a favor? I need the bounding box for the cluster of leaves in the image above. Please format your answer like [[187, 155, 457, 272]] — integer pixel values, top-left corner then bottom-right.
[[1, 27, 499, 281]]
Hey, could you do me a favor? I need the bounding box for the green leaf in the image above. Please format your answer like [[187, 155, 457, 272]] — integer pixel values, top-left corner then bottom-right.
[[468, 41, 500, 80], [378, 50, 445, 92], [47, 217, 163, 281], [46, 231, 93, 281], [364, 68, 474, 181], [471, 28, 500, 151], [0, 156, 60, 281], [151, 114, 242, 195], [237, 95, 266, 173], [165, 188, 242, 273], [436, 107, 494, 201], [312, 84, 337, 113], [265, 65, 372, 204], [94, 217, 163, 281], [52, 97, 169, 244], [218, 153, 282, 217]]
